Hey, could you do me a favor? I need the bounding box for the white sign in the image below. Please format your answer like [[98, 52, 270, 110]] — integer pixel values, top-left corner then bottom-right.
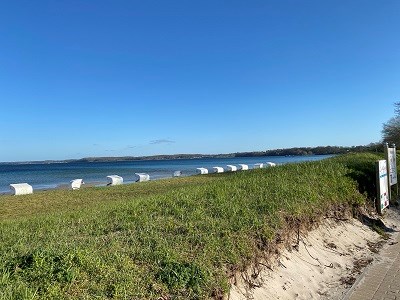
[[388, 147, 397, 185], [377, 160, 389, 212]]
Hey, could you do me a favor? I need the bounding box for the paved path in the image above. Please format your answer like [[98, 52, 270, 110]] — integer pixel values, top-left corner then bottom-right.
[[345, 221, 400, 300]]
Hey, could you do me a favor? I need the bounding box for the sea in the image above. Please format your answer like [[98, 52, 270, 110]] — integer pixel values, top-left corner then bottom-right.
[[0, 155, 332, 194]]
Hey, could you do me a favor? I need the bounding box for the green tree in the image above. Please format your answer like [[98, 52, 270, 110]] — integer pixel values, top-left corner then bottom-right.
[[382, 102, 400, 146]]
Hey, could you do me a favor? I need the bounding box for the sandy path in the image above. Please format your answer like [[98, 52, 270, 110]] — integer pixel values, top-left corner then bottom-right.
[[229, 208, 400, 300]]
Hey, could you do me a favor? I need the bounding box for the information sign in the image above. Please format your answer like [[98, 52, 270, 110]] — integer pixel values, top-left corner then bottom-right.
[[377, 160, 389, 213], [388, 147, 398, 185]]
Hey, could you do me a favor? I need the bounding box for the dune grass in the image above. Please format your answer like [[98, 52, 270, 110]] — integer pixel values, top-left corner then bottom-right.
[[0, 153, 383, 299]]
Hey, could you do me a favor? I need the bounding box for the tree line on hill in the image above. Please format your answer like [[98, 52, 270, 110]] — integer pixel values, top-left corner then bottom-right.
[[233, 144, 382, 157], [73, 144, 382, 163], [1, 144, 383, 165]]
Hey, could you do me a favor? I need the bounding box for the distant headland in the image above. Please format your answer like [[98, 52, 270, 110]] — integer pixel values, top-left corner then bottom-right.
[[0, 144, 381, 165]]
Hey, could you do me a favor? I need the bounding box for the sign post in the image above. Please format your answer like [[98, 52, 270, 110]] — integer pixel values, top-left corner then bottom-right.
[[384, 143, 398, 204], [376, 159, 390, 214]]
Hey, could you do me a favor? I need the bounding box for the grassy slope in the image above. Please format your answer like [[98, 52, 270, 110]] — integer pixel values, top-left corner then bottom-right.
[[0, 153, 382, 299]]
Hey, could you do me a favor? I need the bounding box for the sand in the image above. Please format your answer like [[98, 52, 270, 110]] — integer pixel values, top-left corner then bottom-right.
[[229, 208, 400, 300]]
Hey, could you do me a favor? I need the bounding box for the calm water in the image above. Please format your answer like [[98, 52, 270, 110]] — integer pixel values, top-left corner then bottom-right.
[[0, 155, 332, 194]]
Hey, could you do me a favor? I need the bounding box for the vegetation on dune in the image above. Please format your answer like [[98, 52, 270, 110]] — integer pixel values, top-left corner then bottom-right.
[[0, 153, 386, 299]]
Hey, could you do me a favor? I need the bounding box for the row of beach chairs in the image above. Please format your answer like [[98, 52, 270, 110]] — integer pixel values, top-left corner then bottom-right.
[[196, 162, 276, 174], [8, 162, 276, 196], [9, 173, 151, 195]]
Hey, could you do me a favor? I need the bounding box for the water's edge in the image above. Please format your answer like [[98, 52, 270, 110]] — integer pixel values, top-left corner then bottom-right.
[[0, 155, 332, 194]]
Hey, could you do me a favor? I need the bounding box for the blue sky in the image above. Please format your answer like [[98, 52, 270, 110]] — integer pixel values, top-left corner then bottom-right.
[[0, 0, 399, 162]]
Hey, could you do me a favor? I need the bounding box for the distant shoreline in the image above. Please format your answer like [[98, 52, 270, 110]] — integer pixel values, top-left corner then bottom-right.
[[0, 144, 380, 165]]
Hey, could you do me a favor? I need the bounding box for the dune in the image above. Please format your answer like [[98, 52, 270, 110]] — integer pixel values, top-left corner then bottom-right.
[[229, 208, 400, 300]]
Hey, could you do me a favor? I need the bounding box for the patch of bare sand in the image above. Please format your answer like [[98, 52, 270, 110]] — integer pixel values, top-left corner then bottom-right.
[[229, 208, 400, 300]]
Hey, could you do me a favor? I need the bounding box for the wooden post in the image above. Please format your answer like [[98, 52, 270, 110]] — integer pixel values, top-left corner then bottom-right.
[[392, 143, 398, 203], [384, 143, 392, 203]]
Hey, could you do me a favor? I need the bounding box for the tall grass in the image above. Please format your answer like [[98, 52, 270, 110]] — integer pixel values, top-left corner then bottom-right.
[[0, 153, 382, 299]]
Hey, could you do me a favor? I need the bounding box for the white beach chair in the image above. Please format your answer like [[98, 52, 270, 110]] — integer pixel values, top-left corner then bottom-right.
[[238, 164, 249, 170], [106, 175, 123, 186], [10, 183, 33, 195], [196, 167, 208, 175], [70, 179, 84, 190], [173, 171, 182, 177], [135, 173, 150, 182], [213, 167, 224, 173], [226, 165, 237, 172]]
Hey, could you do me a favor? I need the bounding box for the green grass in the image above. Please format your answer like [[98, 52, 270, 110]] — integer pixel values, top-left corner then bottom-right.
[[0, 153, 383, 299]]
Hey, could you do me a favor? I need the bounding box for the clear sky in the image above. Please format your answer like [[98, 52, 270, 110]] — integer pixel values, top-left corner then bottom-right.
[[0, 0, 399, 162]]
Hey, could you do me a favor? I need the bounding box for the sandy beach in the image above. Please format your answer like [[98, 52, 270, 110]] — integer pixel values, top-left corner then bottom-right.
[[229, 207, 400, 300]]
